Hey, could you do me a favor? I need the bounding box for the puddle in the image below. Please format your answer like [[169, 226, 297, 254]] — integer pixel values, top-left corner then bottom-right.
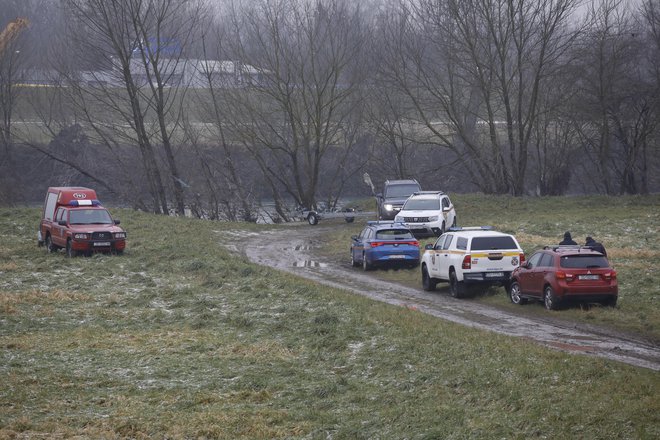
[[293, 260, 327, 268]]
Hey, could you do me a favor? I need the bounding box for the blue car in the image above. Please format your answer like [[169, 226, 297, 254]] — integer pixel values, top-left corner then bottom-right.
[[351, 221, 420, 270]]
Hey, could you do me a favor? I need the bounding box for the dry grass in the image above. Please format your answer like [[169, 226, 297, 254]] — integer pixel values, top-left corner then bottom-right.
[[1, 205, 658, 439]]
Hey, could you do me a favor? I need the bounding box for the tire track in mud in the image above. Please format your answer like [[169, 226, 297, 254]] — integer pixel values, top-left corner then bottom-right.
[[233, 225, 660, 371]]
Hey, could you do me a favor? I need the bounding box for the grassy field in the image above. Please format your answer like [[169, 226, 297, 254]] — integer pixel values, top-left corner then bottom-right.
[[328, 194, 660, 343], [1, 203, 659, 439]]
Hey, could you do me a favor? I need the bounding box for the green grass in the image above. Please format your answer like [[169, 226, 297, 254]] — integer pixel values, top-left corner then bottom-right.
[[1, 206, 659, 439], [325, 194, 660, 342]]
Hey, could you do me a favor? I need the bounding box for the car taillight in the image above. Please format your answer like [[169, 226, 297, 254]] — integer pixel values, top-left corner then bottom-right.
[[556, 271, 575, 281], [604, 270, 617, 280], [371, 241, 418, 248], [462, 255, 471, 269]]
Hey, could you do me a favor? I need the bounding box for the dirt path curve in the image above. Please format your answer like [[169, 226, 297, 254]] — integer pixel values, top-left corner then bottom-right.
[[236, 224, 660, 371]]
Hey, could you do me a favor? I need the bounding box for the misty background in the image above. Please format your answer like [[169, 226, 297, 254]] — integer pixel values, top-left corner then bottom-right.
[[1, 0, 658, 221]]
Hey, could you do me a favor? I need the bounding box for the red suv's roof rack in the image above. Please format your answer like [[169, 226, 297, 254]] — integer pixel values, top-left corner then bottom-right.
[[543, 245, 597, 252]]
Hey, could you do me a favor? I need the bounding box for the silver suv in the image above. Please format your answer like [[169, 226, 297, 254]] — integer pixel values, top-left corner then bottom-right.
[[394, 191, 456, 237]]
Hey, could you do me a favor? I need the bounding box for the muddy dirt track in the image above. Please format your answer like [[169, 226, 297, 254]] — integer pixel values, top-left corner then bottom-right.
[[234, 224, 660, 371]]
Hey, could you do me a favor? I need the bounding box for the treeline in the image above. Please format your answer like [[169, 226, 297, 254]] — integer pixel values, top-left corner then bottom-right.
[[1, 0, 658, 220]]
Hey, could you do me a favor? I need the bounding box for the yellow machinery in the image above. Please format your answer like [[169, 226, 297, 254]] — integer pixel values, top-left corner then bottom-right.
[[0, 18, 29, 56]]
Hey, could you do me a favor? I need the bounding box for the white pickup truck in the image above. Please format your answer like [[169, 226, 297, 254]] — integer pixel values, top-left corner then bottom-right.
[[420, 227, 525, 298]]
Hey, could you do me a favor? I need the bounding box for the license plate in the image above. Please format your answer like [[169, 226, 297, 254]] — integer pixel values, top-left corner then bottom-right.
[[388, 255, 405, 259], [485, 272, 504, 278], [94, 242, 111, 246], [579, 274, 600, 280]]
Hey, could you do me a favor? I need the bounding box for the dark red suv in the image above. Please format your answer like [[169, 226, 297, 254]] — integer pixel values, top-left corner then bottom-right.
[[508, 246, 618, 310]]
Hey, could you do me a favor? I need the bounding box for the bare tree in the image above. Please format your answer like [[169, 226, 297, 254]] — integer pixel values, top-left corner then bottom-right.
[[59, 0, 206, 214], [571, 0, 658, 194], [0, 11, 30, 204], [218, 0, 369, 215], [378, 0, 578, 195]]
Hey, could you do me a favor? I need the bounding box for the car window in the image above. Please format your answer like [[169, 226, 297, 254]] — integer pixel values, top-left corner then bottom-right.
[[385, 184, 420, 198], [403, 198, 440, 210], [560, 255, 609, 269], [470, 236, 518, 250], [376, 229, 414, 239], [434, 235, 446, 249], [540, 253, 554, 267], [442, 197, 450, 209], [527, 253, 543, 268], [69, 209, 113, 225], [456, 237, 468, 250], [442, 234, 453, 250], [56, 208, 66, 222], [358, 228, 368, 240]]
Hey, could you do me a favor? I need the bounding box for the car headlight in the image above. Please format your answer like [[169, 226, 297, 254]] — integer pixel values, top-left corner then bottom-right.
[[114, 232, 127, 239], [428, 216, 439, 222], [73, 233, 89, 239], [384, 204, 393, 211]]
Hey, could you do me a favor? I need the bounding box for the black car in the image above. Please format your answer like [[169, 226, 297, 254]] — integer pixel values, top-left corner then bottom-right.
[[377, 179, 421, 220]]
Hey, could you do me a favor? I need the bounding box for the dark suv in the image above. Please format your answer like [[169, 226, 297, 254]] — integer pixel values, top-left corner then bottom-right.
[[508, 246, 618, 310], [377, 179, 421, 220]]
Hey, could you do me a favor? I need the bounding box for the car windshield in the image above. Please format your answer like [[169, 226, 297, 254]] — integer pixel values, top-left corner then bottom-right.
[[403, 199, 440, 210], [560, 255, 609, 269], [470, 236, 518, 250], [69, 209, 113, 225], [386, 184, 419, 198], [376, 229, 414, 240]]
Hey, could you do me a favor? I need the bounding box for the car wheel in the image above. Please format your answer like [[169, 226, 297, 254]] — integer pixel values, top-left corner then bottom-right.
[[362, 253, 372, 271], [422, 265, 437, 291], [66, 239, 77, 258], [449, 270, 465, 299], [350, 250, 360, 267], [45, 235, 56, 253], [544, 286, 559, 310], [509, 281, 527, 305], [307, 213, 318, 225]]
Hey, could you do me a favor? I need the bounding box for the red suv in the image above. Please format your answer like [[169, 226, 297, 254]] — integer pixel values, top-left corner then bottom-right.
[[38, 187, 127, 257], [508, 246, 617, 310]]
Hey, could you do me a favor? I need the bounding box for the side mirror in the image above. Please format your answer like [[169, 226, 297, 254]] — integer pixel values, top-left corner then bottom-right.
[[114, 219, 121, 225], [424, 244, 434, 250]]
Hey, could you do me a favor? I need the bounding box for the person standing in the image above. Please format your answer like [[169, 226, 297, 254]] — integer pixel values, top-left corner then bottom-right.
[[585, 236, 607, 257], [559, 231, 577, 245]]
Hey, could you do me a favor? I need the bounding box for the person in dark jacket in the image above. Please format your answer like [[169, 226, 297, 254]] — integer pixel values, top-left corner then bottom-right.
[[585, 236, 607, 257], [559, 231, 577, 245]]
